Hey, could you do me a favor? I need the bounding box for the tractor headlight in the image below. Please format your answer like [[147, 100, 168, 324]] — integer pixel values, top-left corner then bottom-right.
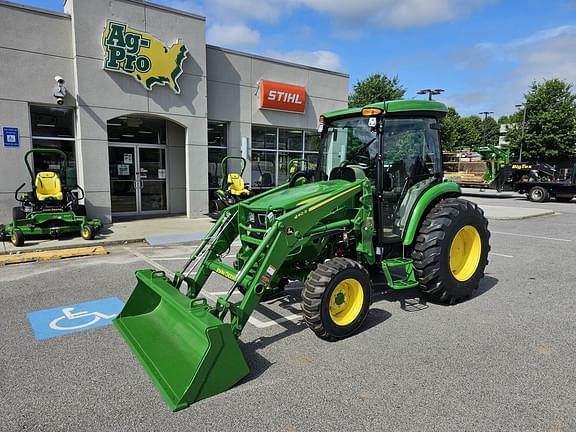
[[248, 212, 255, 224], [266, 212, 276, 224]]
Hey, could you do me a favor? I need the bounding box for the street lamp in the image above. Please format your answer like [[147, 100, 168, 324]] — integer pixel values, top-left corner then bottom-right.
[[417, 88, 445, 100], [515, 103, 527, 162], [479, 111, 494, 147]]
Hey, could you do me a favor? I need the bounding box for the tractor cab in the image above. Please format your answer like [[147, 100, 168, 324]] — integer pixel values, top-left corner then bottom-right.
[[316, 102, 445, 243]]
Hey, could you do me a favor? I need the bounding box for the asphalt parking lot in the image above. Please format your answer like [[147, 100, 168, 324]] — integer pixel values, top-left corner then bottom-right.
[[1, 194, 576, 431]]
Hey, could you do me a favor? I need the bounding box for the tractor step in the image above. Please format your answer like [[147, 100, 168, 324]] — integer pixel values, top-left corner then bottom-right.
[[381, 258, 418, 290]]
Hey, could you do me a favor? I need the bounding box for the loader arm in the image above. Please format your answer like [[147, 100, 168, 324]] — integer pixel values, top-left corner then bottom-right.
[[113, 178, 374, 411]]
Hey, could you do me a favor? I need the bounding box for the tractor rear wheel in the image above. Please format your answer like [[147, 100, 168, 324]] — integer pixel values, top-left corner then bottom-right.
[[412, 198, 490, 304], [302, 257, 371, 341]]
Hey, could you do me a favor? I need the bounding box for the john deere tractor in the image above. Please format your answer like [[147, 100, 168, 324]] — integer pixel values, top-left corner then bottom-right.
[[115, 100, 490, 411]]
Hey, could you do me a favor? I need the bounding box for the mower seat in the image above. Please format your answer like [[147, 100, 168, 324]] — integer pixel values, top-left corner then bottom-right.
[[35, 171, 63, 201], [227, 173, 250, 196]]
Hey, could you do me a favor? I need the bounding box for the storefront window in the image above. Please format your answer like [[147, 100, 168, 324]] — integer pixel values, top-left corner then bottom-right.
[[279, 129, 303, 151], [30, 105, 77, 187], [252, 126, 277, 150], [107, 116, 166, 144], [208, 121, 228, 198], [251, 126, 319, 189]]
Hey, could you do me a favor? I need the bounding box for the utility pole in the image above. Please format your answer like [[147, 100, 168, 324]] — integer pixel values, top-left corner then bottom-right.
[[417, 88, 445, 100], [515, 103, 527, 162], [479, 111, 494, 147]]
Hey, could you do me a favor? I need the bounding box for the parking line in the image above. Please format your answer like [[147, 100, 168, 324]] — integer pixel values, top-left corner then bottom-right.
[[123, 246, 292, 329], [151, 257, 190, 261], [492, 231, 572, 242], [489, 252, 514, 258]]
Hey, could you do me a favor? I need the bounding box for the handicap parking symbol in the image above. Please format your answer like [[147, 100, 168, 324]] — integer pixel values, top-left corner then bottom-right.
[[27, 297, 124, 340]]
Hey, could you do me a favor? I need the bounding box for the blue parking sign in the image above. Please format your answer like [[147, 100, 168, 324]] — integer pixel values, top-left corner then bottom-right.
[[3, 127, 20, 147], [27, 297, 124, 340]]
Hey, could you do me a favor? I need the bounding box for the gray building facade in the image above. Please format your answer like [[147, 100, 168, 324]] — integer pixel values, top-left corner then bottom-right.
[[0, 0, 348, 223]]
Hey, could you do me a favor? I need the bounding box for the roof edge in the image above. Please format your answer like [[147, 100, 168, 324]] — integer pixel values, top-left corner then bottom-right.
[[206, 44, 349, 78], [0, 0, 70, 18]]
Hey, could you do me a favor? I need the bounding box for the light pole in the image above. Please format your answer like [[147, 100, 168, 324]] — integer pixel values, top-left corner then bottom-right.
[[417, 88, 445, 100], [515, 103, 527, 162], [479, 111, 494, 148]]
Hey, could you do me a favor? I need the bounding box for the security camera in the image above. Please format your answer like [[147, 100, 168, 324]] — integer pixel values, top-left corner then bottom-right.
[[53, 76, 67, 105]]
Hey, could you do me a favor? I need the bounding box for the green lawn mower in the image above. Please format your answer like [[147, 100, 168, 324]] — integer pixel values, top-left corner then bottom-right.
[[1, 148, 102, 247], [209, 156, 252, 216], [115, 100, 491, 411]]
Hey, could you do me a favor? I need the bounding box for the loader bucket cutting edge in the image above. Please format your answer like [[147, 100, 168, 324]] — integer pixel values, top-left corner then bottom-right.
[[114, 269, 249, 411]]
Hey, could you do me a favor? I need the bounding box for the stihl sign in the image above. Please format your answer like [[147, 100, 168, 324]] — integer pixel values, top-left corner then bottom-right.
[[259, 80, 306, 113]]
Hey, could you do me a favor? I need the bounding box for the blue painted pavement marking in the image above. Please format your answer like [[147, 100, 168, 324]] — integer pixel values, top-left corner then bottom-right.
[[27, 297, 124, 341]]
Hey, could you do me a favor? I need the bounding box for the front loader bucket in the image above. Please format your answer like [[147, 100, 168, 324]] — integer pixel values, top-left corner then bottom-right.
[[114, 270, 249, 411]]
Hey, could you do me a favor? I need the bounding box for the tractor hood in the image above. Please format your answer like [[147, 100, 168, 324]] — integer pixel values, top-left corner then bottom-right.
[[247, 179, 352, 211]]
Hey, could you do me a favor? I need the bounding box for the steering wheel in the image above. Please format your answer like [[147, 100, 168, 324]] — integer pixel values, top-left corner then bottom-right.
[[289, 170, 313, 187]]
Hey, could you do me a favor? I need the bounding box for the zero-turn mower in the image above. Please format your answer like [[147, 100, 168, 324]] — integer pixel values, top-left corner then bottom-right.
[[0, 148, 102, 247], [209, 155, 251, 216], [114, 100, 491, 411]]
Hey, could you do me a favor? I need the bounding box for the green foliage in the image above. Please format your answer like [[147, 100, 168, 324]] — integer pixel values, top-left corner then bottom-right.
[[349, 73, 406, 107], [505, 78, 576, 162], [439, 107, 461, 151], [458, 115, 483, 149]]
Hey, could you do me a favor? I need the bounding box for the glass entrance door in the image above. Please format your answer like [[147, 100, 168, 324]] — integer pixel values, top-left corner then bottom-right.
[[138, 147, 167, 213], [109, 145, 168, 217], [109, 146, 137, 214]]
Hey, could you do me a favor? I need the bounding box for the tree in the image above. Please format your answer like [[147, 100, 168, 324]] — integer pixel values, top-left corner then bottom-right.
[[348, 73, 406, 107], [439, 107, 461, 151], [481, 116, 500, 148], [458, 115, 483, 149], [506, 78, 576, 162]]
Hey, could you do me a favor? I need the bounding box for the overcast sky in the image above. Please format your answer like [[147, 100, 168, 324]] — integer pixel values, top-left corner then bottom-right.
[[16, 0, 576, 117]]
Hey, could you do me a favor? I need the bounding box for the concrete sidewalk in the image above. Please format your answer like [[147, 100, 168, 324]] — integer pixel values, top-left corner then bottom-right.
[[0, 203, 555, 255], [0, 216, 214, 255]]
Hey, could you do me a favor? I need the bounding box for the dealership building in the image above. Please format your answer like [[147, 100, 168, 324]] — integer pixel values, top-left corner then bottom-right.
[[0, 0, 348, 223]]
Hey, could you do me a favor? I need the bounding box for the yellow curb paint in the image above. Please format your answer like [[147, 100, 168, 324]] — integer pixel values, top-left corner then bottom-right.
[[0, 246, 107, 265]]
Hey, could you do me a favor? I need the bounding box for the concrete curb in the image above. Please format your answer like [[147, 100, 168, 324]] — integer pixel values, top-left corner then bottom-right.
[[486, 210, 556, 220]]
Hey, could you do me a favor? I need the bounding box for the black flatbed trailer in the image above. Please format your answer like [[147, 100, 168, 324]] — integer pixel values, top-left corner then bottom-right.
[[513, 163, 576, 202]]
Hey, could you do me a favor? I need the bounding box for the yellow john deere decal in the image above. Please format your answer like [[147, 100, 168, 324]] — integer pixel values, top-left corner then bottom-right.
[[309, 184, 362, 212], [102, 20, 188, 94], [214, 267, 237, 282]]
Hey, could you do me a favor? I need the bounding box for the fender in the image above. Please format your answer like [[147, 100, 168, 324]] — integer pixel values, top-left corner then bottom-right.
[[402, 181, 461, 246]]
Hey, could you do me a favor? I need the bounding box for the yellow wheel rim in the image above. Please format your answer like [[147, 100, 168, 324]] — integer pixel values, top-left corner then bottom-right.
[[81, 228, 89, 239], [449, 225, 482, 281], [329, 278, 364, 326], [11, 233, 17, 244]]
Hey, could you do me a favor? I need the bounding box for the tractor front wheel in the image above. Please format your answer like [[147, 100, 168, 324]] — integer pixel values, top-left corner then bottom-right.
[[412, 198, 490, 304], [302, 257, 371, 341]]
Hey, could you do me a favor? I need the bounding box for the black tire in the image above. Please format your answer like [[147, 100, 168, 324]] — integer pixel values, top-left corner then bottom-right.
[[555, 195, 573, 203], [10, 229, 24, 247], [412, 198, 490, 304], [302, 257, 371, 341], [12, 206, 26, 222], [528, 186, 549, 202], [80, 224, 96, 240]]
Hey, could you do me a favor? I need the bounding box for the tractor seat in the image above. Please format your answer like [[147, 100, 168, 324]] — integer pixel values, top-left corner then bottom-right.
[[227, 173, 250, 196], [329, 166, 367, 182], [35, 171, 63, 201]]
